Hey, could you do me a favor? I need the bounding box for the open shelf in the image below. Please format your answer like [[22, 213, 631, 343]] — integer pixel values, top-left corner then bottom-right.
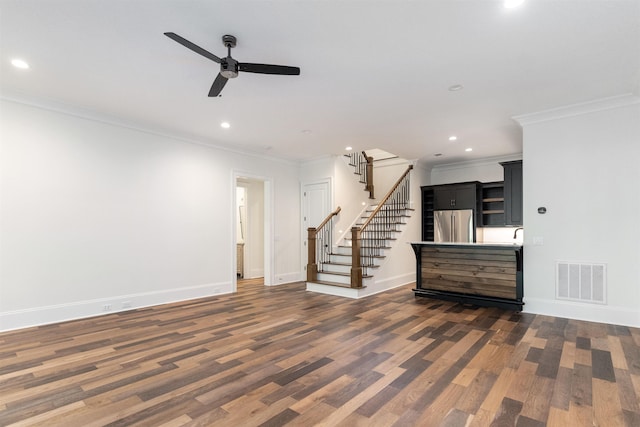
[[421, 187, 435, 241], [481, 182, 505, 227]]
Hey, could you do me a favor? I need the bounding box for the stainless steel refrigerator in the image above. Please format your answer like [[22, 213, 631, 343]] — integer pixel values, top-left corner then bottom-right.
[[434, 209, 474, 243]]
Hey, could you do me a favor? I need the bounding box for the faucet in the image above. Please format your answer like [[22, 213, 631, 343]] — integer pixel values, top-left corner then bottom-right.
[[513, 227, 524, 239]]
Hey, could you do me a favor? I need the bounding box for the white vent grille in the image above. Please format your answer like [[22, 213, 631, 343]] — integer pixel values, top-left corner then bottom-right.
[[556, 262, 606, 304]]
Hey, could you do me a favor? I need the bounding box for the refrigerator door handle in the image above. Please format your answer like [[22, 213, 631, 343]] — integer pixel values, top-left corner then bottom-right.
[[451, 212, 455, 241]]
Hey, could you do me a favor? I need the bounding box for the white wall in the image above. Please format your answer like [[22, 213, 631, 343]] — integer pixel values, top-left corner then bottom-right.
[[332, 155, 372, 243], [517, 95, 640, 327], [0, 99, 301, 331]]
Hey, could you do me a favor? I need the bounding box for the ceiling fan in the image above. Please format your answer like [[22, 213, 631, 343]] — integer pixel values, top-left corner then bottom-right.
[[164, 32, 300, 97]]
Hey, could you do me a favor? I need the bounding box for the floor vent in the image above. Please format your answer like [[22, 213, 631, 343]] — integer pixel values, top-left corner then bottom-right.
[[556, 261, 606, 304]]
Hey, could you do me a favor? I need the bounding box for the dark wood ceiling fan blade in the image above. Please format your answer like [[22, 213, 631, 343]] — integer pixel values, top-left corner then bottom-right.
[[208, 73, 228, 97], [238, 63, 300, 75], [164, 32, 222, 64]]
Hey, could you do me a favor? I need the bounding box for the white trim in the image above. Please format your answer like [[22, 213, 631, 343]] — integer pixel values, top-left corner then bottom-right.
[[0, 282, 232, 332], [513, 93, 640, 126], [306, 283, 361, 298], [429, 153, 523, 173], [356, 273, 416, 298], [523, 297, 639, 328], [272, 272, 304, 286], [372, 157, 411, 168], [307, 272, 415, 299]]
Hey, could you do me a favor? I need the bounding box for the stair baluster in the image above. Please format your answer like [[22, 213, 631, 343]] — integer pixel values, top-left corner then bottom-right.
[[307, 206, 341, 282]]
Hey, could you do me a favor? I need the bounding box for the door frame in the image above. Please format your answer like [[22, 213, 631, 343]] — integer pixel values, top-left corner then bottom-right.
[[232, 170, 274, 291]]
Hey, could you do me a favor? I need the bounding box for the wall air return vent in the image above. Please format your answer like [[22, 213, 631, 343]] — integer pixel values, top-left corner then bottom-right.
[[556, 261, 606, 304]]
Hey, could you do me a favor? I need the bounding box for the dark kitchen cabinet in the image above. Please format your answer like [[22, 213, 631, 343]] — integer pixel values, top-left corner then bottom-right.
[[433, 183, 479, 210], [422, 182, 480, 241], [501, 160, 523, 226]]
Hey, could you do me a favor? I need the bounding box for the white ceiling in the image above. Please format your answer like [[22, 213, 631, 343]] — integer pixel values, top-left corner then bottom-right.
[[1, 0, 639, 165]]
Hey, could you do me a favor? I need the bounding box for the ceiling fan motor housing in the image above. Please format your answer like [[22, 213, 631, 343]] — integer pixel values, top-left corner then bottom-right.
[[220, 58, 239, 79]]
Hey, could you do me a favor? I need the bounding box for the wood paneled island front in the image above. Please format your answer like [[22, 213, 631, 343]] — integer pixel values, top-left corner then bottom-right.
[[411, 242, 523, 311]]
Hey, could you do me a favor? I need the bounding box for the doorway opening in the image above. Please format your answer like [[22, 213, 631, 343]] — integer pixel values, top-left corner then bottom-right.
[[234, 173, 272, 292]]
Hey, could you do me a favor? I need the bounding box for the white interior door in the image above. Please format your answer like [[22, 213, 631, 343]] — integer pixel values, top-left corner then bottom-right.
[[301, 180, 331, 274]]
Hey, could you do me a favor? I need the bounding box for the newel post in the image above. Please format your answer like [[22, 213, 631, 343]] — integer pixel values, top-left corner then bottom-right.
[[350, 226, 363, 288], [365, 154, 374, 199], [307, 227, 318, 282]]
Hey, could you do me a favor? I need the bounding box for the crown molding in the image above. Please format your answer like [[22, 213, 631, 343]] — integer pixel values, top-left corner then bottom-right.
[[0, 91, 299, 166], [513, 93, 640, 126], [430, 153, 523, 172]]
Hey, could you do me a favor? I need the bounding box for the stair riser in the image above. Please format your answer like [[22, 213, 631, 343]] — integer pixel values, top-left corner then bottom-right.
[[329, 254, 351, 263], [335, 247, 387, 257], [317, 272, 351, 285], [328, 254, 383, 266], [320, 263, 351, 274]]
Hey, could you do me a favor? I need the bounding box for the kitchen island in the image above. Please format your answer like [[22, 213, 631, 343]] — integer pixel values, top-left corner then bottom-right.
[[411, 242, 523, 311]]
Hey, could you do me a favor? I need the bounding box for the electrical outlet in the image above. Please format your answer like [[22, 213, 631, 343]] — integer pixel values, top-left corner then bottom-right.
[[533, 236, 544, 246], [103, 304, 112, 312], [122, 301, 132, 309]]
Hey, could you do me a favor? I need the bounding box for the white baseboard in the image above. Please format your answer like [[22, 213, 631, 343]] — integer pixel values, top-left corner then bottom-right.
[[0, 281, 233, 332], [269, 271, 303, 286], [306, 272, 415, 299], [357, 272, 415, 298], [524, 297, 640, 328], [306, 282, 360, 298]]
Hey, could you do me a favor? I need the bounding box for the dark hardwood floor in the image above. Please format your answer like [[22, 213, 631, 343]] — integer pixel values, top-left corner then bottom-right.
[[1, 282, 639, 426]]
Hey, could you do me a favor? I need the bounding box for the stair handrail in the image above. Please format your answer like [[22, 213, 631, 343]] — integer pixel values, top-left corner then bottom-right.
[[361, 165, 413, 230], [351, 164, 413, 288], [307, 206, 341, 282], [346, 151, 375, 199]]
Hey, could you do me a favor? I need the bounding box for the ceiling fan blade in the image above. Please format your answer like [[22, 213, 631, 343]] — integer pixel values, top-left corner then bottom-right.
[[238, 63, 300, 75], [208, 73, 228, 97], [164, 32, 222, 64]]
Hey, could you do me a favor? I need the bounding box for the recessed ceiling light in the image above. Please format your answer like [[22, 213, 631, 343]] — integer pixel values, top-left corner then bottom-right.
[[11, 58, 29, 69], [448, 84, 464, 92], [220, 122, 230, 129], [504, 0, 525, 9], [448, 136, 457, 141], [345, 146, 353, 151], [301, 129, 312, 134], [465, 148, 473, 152]]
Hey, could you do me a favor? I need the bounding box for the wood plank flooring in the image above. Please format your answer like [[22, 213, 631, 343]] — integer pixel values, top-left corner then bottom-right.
[[1, 282, 639, 426]]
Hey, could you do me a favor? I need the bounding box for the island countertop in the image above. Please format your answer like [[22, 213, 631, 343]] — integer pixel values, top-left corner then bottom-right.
[[411, 242, 524, 310], [410, 241, 522, 248]]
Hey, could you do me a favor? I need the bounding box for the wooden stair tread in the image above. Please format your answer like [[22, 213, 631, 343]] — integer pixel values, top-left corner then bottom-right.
[[308, 279, 366, 289]]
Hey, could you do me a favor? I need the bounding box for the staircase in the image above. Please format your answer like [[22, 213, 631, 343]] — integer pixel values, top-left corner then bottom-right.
[[313, 203, 412, 288], [306, 163, 413, 297]]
